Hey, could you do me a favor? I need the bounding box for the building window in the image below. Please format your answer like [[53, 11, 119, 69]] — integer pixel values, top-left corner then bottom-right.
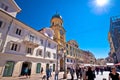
[[53, 44, 56, 49], [16, 28, 21, 35], [53, 64, 55, 72], [48, 42, 51, 48], [40, 39, 43, 45], [70, 46, 72, 50], [47, 52, 51, 58], [66, 44, 68, 48], [0, 39, 2, 46], [10, 43, 18, 51], [4, 6, 8, 11], [53, 53, 56, 59], [3, 61, 15, 77], [27, 47, 32, 54], [1, 3, 4, 8], [67, 50, 69, 55], [67, 59, 69, 62], [51, 22, 54, 26], [0, 3, 8, 11], [60, 23, 62, 26], [0, 21, 3, 28], [36, 49, 42, 56], [29, 35, 34, 42], [70, 52, 72, 56]]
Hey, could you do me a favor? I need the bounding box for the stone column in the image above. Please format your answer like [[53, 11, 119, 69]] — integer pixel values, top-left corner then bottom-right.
[[12, 61, 23, 77], [0, 66, 4, 78], [31, 62, 36, 75]]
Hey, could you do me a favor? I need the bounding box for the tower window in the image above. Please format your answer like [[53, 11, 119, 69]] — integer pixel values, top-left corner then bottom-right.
[[52, 22, 54, 26], [61, 23, 62, 26]]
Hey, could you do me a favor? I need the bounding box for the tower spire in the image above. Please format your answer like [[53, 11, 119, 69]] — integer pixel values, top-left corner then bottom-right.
[[56, 11, 59, 15]]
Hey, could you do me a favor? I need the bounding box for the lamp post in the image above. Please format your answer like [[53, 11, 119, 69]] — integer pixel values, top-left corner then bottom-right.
[[63, 49, 67, 79]]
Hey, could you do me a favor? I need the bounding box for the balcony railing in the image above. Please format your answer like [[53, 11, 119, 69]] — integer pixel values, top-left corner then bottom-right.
[[23, 36, 39, 47]]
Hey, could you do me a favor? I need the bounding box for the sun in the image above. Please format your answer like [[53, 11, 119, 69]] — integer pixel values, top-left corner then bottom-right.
[[95, 0, 109, 7]]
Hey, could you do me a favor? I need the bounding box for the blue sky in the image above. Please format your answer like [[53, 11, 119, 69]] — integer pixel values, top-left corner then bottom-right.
[[15, 0, 120, 59]]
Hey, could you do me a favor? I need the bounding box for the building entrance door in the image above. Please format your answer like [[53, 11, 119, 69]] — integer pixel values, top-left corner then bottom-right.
[[53, 64, 55, 72], [60, 58, 64, 71], [20, 62, 31, 76], [3, 61, 15, 77]]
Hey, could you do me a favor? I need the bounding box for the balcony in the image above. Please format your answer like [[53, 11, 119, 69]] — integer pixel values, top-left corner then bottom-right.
[[23, 36, 39, 47]]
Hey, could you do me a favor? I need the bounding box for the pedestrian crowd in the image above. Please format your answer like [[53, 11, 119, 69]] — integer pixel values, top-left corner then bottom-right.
[[20, 65, 120, 80], [67, 65, 120, 80]]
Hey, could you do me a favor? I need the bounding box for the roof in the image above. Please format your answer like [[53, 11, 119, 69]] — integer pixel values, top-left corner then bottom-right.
[[10, 0, 21, 12]]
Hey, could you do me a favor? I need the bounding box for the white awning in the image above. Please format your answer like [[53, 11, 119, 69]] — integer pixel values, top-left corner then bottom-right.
[[106, 63, 114, 66]]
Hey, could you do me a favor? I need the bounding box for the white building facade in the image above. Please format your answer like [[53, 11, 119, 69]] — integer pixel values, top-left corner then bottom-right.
[[0, 0, 57, 77]]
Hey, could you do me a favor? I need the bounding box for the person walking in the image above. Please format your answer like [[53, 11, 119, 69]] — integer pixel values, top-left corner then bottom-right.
[[49, 66, 52, 77], [79, 67, 82, 79], [76, 67, 80, 80], [41, 67, 43, 74], [70, 67, 75, 80], [83, 67, 87, 80], [28, 67, 31, 78], [108, 67, 120, 80], [46, 67, 50, 80], [100, 67, 104, 75], [86, 67, 96, 80], [54, 69, 59, 80], [24, 67, 28, 78], [96, 67, 99, 75]]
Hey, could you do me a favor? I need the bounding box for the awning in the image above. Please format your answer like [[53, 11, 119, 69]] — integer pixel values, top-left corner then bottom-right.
[[106, 63, 114, 66]]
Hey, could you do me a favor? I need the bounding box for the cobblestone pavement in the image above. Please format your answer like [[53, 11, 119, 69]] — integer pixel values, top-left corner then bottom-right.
[[1, 71, 120, 80]]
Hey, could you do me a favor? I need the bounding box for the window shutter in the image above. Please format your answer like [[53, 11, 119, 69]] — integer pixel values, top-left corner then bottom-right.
[[0, 39, 2, 46], [13, 26, 17, 34], [36, 49, 39, 56], [6, 42, 12, 51]]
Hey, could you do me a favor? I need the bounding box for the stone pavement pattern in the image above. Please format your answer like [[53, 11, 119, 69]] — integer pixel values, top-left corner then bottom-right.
[[0, 71, 119, 80]]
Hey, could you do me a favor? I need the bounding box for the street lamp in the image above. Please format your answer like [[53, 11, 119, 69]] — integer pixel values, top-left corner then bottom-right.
[[63, 49, 67, 79]]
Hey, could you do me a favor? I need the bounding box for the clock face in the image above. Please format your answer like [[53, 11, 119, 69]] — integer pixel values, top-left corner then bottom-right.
[[60, 29, 64, 35]]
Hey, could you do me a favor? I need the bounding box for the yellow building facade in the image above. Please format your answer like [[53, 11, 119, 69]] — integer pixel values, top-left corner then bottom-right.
[[66, 40, 80, 68], [50, 13, 66, 71]]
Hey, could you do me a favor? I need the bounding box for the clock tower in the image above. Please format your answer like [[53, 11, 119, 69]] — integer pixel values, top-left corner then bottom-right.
[[50, 13, 66, 71], [50, 13, 66, 48]]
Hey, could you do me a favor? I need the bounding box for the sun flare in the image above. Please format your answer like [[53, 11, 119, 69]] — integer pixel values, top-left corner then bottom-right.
[[95, 0, 109, 7]]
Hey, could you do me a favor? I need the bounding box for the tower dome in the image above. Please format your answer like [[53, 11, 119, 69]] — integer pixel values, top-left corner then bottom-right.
[[51, 13, 63, 21]]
